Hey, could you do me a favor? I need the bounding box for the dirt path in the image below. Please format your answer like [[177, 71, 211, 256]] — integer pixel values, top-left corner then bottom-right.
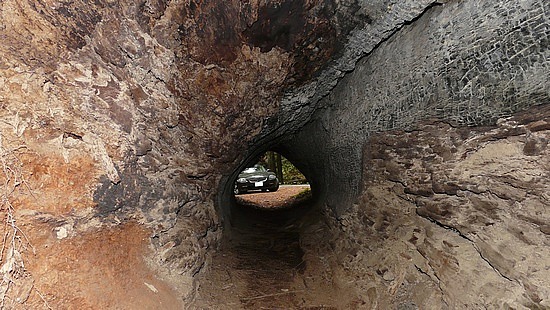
[[192, 186, 343, 309], [235, 185, 312, 208]]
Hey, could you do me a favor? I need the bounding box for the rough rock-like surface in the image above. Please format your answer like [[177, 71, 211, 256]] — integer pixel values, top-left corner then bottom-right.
[[279, 0, 550, 308], [0, 0, 548, 308], [300, 106, 549, 308], [0, 0, 444, 307], [284, 0, 549, 209]]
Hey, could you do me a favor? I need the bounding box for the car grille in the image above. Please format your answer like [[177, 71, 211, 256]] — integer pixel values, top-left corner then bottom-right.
[[248, 176, 267, 182]]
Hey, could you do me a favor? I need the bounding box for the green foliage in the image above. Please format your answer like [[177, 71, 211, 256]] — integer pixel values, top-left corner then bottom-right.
[[258, 152, 308, 184], [281, 156, 307, 184]]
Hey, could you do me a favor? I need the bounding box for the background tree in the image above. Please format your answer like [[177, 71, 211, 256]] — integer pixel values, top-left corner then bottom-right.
[[261, 151, 307, 184], [276, 153, 283, 183]]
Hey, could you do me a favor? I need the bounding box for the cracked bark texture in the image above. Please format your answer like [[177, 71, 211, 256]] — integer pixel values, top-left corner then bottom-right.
[[284, 0, 549, 209], [0, 0, 449, 307], [299, 106, 550, 309], [286, 0, 549, 308], [0, 0, 548, 308]]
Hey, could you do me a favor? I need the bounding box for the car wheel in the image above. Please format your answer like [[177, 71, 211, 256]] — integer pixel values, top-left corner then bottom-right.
[[269, 185, 279, 192], [234, 184, 242, 195]]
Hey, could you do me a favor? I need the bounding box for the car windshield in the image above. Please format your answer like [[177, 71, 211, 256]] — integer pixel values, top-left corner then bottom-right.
[[242, 166, 266, 173]]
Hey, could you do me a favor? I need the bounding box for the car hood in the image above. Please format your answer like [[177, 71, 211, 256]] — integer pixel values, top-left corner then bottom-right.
[[238, 172, 275, 178]]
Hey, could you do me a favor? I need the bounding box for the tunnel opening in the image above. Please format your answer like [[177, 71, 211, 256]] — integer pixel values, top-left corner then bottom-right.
[[232, 151, 311, 209], [226, 149, 318, 237], [195, 147, 338, 308], [221, 147, 320, 217]]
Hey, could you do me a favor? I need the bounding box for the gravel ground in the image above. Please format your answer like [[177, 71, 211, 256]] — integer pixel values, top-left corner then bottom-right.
[[234, 185, 311, 209]]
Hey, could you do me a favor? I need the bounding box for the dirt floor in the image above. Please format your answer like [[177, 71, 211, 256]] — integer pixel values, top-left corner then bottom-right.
[[192, 185, 348, 309], [234, 185, 313, 209]]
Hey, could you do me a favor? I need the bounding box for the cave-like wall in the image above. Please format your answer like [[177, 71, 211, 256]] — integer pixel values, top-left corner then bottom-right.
[[286, 0, 549, 308], [298, 107, 550, 308], [0, 0, 442, 307], [287, 0, 549, 211], [0, 0, 356, 307], [1, 0, 548, 307]]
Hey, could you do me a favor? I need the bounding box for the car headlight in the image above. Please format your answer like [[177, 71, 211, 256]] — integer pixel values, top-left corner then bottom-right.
[[237, 178, 247, 183], [268, 175, 277, 180]]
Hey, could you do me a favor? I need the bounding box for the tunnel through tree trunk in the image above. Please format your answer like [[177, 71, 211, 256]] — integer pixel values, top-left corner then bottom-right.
[[1, 0, 548, 308]]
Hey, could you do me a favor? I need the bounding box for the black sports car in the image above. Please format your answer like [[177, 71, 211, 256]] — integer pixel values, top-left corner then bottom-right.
[[234, 164, 279, 195]]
